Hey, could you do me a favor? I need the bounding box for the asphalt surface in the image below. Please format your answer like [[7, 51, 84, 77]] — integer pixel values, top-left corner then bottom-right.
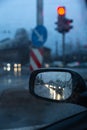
[[0, 89, 86, 130]]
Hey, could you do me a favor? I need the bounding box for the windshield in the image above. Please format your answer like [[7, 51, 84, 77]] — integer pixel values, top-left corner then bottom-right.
[[0, 0, 87, 129]]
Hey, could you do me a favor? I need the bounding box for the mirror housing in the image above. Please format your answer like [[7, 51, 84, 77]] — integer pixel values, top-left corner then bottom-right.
[[29, 68, 86, 103]]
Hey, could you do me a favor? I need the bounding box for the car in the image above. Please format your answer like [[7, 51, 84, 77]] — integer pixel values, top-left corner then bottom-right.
[[50, 61, 63, 67], [66, 61, 80, 68]]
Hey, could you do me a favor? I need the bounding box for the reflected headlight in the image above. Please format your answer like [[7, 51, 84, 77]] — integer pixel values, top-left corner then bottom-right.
[[14, 67, 18, 72], [3, 67, 7, 71], [7, 67, 11, 71], [18, 67, 21, 72]]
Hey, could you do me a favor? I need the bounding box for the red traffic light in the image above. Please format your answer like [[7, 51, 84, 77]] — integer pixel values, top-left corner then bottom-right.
[[57, 6, 66, 16]]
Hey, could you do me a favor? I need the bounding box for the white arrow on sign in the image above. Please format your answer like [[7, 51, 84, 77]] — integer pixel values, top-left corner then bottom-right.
[[34, 29, 44, 42]]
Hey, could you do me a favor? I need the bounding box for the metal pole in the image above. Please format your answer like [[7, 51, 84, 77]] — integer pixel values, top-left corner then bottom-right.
[[37, 0, 43, 25], [56, 41, 58, 57], [62, 33, 65, 67]]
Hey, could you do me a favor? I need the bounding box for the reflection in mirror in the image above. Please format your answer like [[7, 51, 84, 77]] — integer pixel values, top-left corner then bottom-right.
[[34, 72, 72, 101]]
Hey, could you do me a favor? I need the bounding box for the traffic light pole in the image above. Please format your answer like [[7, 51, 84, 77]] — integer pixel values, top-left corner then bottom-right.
[[62, 32, 65, 67], [56, 6, 73, 67]]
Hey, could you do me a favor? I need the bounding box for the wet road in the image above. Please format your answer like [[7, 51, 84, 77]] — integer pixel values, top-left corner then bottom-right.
[[0, 74, 29, 92], [0, 67, 87, 93], [0, 67, 86, 129], [0, 89, 86, 130]]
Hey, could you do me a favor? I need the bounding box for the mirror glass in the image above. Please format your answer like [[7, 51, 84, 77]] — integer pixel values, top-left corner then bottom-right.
[[34, 72, 72, 101]]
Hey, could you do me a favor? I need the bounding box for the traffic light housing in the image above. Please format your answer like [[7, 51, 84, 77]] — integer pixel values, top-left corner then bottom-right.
[[55, 6, 73, 33], [55, 6, 65, 33], [64, 18, 73, 32]]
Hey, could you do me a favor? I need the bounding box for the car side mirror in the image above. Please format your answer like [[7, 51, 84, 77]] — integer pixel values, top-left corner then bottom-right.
[[29, 68, 86, 103]]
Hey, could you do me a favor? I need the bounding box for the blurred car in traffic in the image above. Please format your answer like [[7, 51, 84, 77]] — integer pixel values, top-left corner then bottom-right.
[[50, 61, 63, 67], [66, 61, 80, 68]]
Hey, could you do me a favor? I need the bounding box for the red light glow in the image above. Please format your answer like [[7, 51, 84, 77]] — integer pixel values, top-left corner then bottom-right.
[[57, 7, 66, 16]]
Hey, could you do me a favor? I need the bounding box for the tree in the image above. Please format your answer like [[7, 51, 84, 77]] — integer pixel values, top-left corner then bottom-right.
[[14, 28, 30, 65], [15, 28, 29, 45]]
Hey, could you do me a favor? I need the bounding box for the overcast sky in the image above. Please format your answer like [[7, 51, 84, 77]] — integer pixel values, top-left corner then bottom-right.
[[0, 0, 87, 52]]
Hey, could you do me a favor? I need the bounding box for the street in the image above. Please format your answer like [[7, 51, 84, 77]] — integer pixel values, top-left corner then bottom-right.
[[0, 73, 29, 93], [0, 67, 86, 93]]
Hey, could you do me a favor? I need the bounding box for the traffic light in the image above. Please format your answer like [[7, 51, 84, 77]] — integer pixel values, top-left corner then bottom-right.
[[55, 6, 66, 33], [57, 6, 66, 33], [55, 6, 73, 33], [64, 18, 73, 32]]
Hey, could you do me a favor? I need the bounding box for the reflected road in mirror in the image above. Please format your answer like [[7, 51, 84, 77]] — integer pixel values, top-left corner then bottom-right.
[[34, 72, 72, 101]]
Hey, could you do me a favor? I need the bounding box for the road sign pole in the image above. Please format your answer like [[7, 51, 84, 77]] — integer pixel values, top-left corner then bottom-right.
[[62, 32, 65, 67], [37, 0, 43, 25]]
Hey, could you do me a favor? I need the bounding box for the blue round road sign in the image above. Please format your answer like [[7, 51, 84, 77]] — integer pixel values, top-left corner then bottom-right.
[[32, 25, 48, 48]]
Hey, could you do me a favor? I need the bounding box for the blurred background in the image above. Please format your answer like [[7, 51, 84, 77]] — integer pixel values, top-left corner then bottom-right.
[[0, 0, 87, 92]]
